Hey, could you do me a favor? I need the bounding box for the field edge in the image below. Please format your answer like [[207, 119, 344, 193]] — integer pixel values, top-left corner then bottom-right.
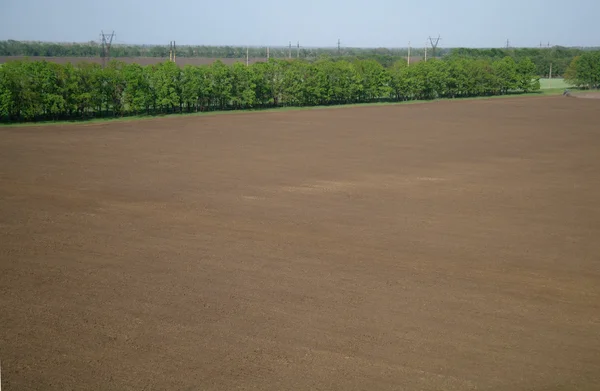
[[0, 89, 565, 129]]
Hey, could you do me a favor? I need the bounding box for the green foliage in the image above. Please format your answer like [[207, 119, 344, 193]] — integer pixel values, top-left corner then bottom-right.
[[4, 40, 600, 77], [0, 40, 424, 63], [564, 52, 600, 88], [492, 57, 518, 93], [100, 61, 127, 115], [516, 58, 540, 92], [447, 47, 600, 77], [353, 59, 391, 101], [0, 56, 548, 123], [207, 61, 232, 110], [74, 62, 102, 117], [230, 62, 256, 108], [152, 61, 182, 112], [123, 63, 151, 114]]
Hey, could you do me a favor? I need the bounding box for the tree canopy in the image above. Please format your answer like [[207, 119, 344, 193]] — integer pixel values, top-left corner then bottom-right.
[[2, 40, 598, 77], [564, 52, 600, 88], [1, 56, 541, 123]]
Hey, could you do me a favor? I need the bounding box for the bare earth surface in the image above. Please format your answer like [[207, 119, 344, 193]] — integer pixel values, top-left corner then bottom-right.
[[572, 91, 600, 99], [1, 97, 599, 390]]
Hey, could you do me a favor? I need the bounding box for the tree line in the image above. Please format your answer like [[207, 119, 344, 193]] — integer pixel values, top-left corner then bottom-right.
[[448, 47, 600, 78], [0, 56, 540, 123], [0, 39, 426, 60], [3, 40, 600, 76], [564, 52, 600, 88]]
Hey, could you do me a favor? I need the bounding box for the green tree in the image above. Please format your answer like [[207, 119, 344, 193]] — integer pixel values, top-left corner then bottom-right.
[[152, 61, 182, 112], [0, 55, 560, 123], [249, 62, 272, 107], [252, 59, 286, 106], [516, 58, 540, 92], [74, 62, 102, 117], [38, 61, 69, 119], [353, 59, 391, 101], [230, 62, 256, 109], [317, 59, 360, 104], [565, 52, 600, 88], [282, 61, 309, 106], [564, 56, 582, 87], [206, 61, 232, 109], [0, 60, 48, 120], [0, 61, 24, 120], [420, 59, 448, 99], [181, 65, 201, 112], [390, 60, 411, 100], [57, 63, 79, 118], [123, 63, 151, 114], [100, 60, 126, 116], [492, 57, 518, 94]]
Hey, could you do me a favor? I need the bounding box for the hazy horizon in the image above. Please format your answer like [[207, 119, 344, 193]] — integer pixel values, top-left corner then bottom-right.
[[2, 41, 597, 51], [1, 0, 598, 48]]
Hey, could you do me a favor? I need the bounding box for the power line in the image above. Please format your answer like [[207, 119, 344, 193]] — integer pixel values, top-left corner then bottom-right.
[[428, 35, 441, 58], [100, 30, 115, 68]]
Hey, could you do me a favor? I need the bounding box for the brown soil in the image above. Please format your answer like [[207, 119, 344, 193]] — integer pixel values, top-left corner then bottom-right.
[[0, 56, 266, 66], [572, 91, 600, 99], [1, 97, 599, 390]]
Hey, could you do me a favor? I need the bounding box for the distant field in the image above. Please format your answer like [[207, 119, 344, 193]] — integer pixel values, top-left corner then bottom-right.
[[540, 78, 572, 89]]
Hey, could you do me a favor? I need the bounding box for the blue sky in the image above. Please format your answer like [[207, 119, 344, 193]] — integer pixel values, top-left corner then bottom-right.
[[1, 0, 598, 47]]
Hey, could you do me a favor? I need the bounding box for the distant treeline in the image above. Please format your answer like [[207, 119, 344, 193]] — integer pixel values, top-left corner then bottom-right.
[[0, 56, 540, 123], [0, 40, 423, 63], [447, 47, 600, 79], [4, 40, 599, 76]]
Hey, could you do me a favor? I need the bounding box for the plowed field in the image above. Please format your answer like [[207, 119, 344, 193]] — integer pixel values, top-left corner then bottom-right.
[[1, 96, 599, 390]]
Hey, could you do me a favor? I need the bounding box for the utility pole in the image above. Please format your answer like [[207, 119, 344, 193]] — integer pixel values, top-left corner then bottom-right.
[[246, 47, 249, 66], [428, 35, 441, 58], [297, 41, 300, 58], [288, 41, 292, 59], [407, 41, 411, 66], [549, 63, 553, 79], [506, 39, 510, 49], [100, 30, 115, 68], [424, 41, 428, 62], [337, 38, 341, 55], [267, 46, 270, 60], [169, 41, 177, 63]]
